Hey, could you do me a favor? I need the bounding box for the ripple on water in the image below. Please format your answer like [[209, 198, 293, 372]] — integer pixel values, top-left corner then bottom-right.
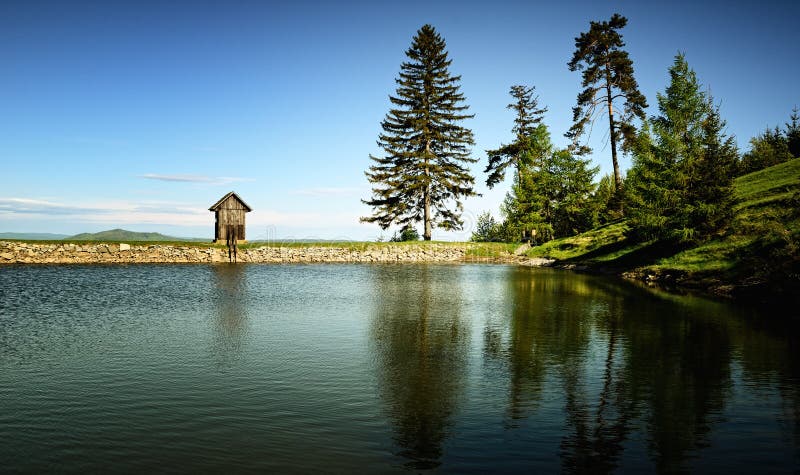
[[0, 263, 798, 472]]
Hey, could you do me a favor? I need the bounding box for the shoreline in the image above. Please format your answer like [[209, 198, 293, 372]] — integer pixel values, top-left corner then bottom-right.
[[0, 240, 540, 265], [5, 240, 785, 303]]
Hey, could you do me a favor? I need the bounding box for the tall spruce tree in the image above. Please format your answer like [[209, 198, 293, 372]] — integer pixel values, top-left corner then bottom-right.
[[786, 106, 800, 158], [484, 85, 548, 188], [566, 13, 647, 192], [361, 25, 477, 241], [626, 54, 737, 242]]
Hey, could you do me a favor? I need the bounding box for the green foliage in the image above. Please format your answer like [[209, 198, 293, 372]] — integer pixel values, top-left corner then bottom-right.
[[738, 127, 793, 175], [484, 84, 547, 188], [591, 174, 625, 224], [626, 54, 737, 244], [390, 226, 420, 242], [787, 106, 800, 158], [688, 103, 738, 238], [361, 24, 477, 241], [566, 13, 647, 190], [500, 126, 556, 242], [528, 158, 800, 297], [470, 211, 502, 242], [501, 127, 599, 242], [549, 149, 600, 237]]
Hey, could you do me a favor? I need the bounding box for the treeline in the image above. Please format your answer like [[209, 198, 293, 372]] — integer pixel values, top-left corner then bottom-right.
[[360, 18, 799, 244]]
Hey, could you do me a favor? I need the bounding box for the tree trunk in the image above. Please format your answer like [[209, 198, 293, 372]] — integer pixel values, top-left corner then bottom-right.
[[606, 81, 621, 192], [423, 186, 432, 240], [423, 140, 433, 241]]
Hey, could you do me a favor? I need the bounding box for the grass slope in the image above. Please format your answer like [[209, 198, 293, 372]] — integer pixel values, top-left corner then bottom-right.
[[527, 158, 800, 298]]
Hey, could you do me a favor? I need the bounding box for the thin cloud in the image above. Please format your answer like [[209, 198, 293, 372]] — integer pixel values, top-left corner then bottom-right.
[[0, 196, 360, 229], [140, 174, 253, 185], [0, 198, 113, 215]]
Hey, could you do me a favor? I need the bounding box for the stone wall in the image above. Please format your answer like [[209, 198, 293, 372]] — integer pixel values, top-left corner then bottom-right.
[[0, 241, 516, 264]]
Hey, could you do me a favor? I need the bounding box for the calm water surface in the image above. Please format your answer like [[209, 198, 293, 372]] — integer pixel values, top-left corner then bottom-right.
[[1, 264, 798, 472]]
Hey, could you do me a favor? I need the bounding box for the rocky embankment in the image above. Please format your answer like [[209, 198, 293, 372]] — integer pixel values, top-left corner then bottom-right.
[[0, 241, 540, 264]]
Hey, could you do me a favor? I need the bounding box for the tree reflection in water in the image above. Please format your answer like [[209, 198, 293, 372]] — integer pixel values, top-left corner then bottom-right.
[[485, 268, 747, 473], [368, 265, 469, 470], [368, 263, 796, 471]]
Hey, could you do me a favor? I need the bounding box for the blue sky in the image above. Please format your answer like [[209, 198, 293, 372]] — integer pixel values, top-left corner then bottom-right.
[[1, 0, 797, 240]]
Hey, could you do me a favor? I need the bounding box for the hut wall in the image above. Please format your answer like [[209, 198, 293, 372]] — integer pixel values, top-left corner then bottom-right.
[[214, 196, 248, 242]]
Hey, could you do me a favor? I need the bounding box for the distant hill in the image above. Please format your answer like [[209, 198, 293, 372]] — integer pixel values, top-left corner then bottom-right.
[[0, 232, 70, 240], [66, 229, 209, 242]]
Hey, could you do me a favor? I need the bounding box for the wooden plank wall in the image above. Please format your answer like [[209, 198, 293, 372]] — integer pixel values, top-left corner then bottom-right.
[[215, 196, 247, 241]]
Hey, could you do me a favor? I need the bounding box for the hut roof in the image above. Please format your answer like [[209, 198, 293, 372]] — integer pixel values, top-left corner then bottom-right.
[[208, 191, 252, 212]]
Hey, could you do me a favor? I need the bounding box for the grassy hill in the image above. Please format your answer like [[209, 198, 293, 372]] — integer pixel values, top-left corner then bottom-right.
[[526, 158, 800, 299], [66, 229, 209, 242]]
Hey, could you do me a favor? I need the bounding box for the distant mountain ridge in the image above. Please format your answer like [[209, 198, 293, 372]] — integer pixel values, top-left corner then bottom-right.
[[66, 229, 209, 242], [0, 232, 70, 240]]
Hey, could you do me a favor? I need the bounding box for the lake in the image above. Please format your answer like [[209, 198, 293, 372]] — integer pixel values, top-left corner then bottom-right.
[[1, 264, 798, 472]]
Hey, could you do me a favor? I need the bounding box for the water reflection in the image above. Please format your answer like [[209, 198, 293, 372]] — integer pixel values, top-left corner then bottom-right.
[[1, 264, 799, 472], [369, 265, 469, 469], [484, 268, 753, 473], [210, 264, 249, 361]]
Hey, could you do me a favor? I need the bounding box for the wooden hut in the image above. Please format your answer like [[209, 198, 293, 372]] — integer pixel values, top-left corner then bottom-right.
[[209, 191, 252, 243]]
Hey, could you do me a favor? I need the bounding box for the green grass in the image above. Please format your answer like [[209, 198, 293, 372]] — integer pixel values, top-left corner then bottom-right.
[[526, 158, 800, 296]]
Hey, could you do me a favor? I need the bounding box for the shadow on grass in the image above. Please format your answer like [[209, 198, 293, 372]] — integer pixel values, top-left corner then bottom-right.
[[562, 239, 632, 263], [564, 239, 688, 270]]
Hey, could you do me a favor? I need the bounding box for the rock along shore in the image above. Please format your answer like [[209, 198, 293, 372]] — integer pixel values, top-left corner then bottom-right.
[[0, 241, 551, 265]]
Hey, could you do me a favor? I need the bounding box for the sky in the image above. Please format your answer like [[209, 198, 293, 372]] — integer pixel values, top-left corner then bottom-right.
[[1, 0, 798, 240]]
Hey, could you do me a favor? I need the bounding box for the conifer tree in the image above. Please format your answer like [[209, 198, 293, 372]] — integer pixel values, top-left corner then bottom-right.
[[361, 25, 477, 240], [500, 126, 598, 242], [786, 106, 800, 158], [688, 99, 738, 238], [591, 174, 623, 224], [485, 85, 548, 188], [499, 127, 555, 242], [626, 54, 737, 242], [566, 13, 647, 192], [548, 149, 600, 238], [738, 126, 792, 175]]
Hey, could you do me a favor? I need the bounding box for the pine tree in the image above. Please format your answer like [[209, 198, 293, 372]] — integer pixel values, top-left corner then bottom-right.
[[566, 13, 647, 192], [499, 128, 556, 242], [485, 85, 548, 188], [470, 211, 500, 242], [500, 127, 598, 242], [592, 174, 624, 224], [626, 122, 675, 241], [361, 25, 477, 240], [548, 149, 600, 238], [626, 54, 736, 242], [688, 98, 738, 238], [738, 126, 792, 175], [786, 106, 800, 158]]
